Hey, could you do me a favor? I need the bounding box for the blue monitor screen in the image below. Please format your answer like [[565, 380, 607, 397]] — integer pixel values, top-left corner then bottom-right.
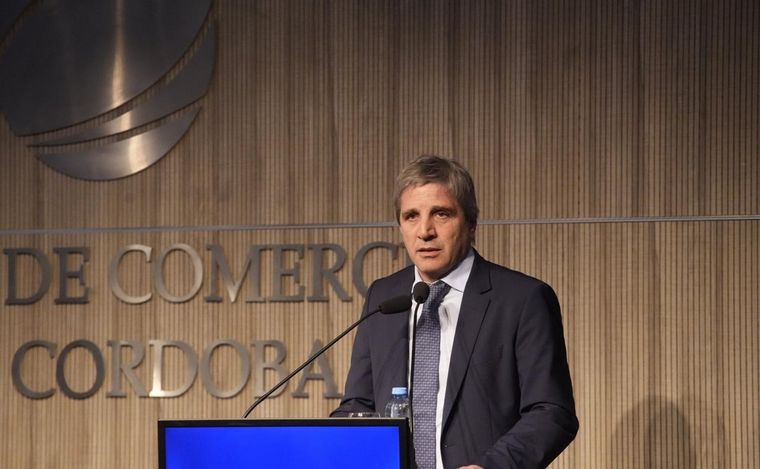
[[160, 419, 408, 469]]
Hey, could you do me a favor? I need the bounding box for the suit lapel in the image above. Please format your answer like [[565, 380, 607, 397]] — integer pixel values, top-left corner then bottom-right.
[[376, 298, 412, 391], [441, 253, 492, 429], [373, 268, 415, 398]]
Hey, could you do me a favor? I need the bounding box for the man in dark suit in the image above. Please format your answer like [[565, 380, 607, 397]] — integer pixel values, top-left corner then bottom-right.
[[332, 156, 578, 469]]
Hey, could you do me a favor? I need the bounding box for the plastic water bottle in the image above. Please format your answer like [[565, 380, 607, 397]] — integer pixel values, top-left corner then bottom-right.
[[384, 386, 410, 418]]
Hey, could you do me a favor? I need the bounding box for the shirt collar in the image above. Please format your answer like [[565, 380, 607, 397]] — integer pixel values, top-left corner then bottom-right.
[[413, 248, 474, 293]]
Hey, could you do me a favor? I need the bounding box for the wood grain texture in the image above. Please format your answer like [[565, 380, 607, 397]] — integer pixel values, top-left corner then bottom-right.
[[0, 1, 758, 467]]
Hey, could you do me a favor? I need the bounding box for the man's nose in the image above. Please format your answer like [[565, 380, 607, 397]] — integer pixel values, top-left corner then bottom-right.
[[417, 216, 436, 240]]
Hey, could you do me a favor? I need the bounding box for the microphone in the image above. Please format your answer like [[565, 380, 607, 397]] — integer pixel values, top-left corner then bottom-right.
[[408, 281, 430, 431], [379, 294, 415, 316], [413, 282, 430, 304], [241, 294, 412, 418]]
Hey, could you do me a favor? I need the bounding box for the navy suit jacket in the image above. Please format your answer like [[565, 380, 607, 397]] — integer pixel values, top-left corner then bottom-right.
[[332, 252, 578, 468]]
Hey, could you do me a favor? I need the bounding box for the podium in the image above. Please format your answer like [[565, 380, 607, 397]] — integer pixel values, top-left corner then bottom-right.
[[158, 418, 411, 469]]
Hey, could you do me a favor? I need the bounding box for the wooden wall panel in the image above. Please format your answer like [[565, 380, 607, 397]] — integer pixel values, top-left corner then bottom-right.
[[1, 1, 758, 468]]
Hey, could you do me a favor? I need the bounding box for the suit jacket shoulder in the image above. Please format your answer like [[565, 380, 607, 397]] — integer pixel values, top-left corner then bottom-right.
[[367, 264, 415, 299]]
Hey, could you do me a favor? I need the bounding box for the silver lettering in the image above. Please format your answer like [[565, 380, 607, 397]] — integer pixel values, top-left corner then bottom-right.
[[205, 244, 267, 303], [252, 340, 287, 398], [106, 340, 148, 397], [148, 340, 198, 397], [270, 245, 305, 302], [200, 340, 251, 398], [292, 340, 341, 398], [4, 248, 52, 305], [53, 247, 90, 304], [352, 242, 399, 296], [56, 340, 105, 399], [11, 340, 57, 399], [307, 244, 351, 302], [109, 244, 153, 304], [154, 244, 203, 303]]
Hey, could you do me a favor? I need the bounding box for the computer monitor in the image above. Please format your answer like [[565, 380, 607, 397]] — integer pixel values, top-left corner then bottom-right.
[[158, 418, 410, 469]]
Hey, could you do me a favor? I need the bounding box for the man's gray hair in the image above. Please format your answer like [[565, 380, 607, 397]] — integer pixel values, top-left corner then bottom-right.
[[393, 155, 479, 226]]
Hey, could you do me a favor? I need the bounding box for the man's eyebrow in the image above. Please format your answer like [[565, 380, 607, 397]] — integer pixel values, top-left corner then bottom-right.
[[401, 208, 419, 216], [430, 205, 456, 213]]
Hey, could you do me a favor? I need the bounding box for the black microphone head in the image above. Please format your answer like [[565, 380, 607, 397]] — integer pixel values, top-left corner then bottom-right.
[[413, 281, 430, 304], [378, 295, 412, 315]]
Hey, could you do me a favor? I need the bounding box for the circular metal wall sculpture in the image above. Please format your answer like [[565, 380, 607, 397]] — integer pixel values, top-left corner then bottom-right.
[[0, 0, 215, 180]]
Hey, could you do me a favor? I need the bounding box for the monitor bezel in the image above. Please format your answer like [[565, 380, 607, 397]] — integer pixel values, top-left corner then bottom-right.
[[158, 418, 410, 469]]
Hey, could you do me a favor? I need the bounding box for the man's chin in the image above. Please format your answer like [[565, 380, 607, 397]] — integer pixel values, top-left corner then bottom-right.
[[416, 264, 446, 282]]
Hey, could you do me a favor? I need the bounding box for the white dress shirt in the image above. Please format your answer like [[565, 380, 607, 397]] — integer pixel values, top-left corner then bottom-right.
[[408, 249, 475, 469]]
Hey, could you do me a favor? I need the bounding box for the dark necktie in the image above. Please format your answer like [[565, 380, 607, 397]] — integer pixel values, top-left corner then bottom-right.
[[412, 281, 451, 469]]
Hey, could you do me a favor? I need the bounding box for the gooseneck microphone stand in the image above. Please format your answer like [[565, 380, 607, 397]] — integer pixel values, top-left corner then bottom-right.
[[241, 294, 412, 418]]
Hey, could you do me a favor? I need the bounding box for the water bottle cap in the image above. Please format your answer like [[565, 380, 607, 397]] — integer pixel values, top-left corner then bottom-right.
[[391, 387, 407, 396]]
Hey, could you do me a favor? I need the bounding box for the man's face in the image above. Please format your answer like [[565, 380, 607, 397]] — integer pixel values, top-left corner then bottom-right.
[[398, 182, 475, 283]]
